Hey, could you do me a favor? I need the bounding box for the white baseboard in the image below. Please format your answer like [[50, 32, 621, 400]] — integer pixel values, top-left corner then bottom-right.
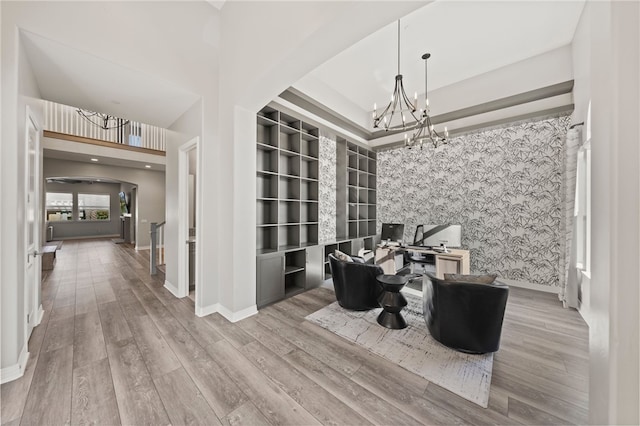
[[35, 304, 44, 326], [136, 245, 150, 251], [499, 278, 560, 294], [163, 280, 182, 298], [55, 234, 119, 240], [196, 303, 219, 317], [0, 343, 29, 384], [195, 303, 258, 323]]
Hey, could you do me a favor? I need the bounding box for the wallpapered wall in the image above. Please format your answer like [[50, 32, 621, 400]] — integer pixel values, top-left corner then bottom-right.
[[318, 133, 337, 243], [377, 115, 571, 288]]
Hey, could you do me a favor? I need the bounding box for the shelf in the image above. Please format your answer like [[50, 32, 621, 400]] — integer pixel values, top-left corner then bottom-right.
[[257, 226, 278, 252], [279, 176, 300, 200], [257, 149, 278, 174], [300, 202, 318, 223], [279, 154, 300, 177], [257, 106, 279, 122], [285, 265, 305, 275], [300, 137, 319, 158], [278, 201, 300, 224], [257, 142, 277, 151], [278, 225, 300, 248], [257, 200, 278, 225], [257, 118, 278, 147], [279, 112, 299, 128], [300, 158, 318, 180], [257, 174, 278, 199], [300, 224, 318, 246], [301, 122, 319, 137], [300, 180, 318, 201]]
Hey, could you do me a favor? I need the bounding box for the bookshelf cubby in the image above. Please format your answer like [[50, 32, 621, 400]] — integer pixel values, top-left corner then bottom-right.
[[256, 105, 319, 254], [336, 137, 377, 240], [256, 106, 379, 307]]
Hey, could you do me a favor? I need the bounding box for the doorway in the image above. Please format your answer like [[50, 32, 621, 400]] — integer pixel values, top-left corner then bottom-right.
[[178, 137, 199, 303], [24, 106, 43, 343]]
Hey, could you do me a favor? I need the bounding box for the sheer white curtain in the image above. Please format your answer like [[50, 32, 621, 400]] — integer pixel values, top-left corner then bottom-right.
[[560, 126, 583, 308]]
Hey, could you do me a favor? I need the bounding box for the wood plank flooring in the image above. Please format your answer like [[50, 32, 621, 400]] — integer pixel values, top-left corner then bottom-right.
[[1, 238, 589, 425]]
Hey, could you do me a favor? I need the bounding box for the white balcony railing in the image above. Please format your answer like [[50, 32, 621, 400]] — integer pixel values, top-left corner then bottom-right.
[[44, 101, 166, 152]]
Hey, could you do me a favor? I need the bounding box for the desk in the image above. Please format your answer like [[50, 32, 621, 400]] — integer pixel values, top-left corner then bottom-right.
[[375, 246, 470, 278]]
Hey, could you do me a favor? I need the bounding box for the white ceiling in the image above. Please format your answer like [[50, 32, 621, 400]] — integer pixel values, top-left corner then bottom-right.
[[20, 0, 585, 139], [294, 0, 585, 128], [21, 30, 201, 129]]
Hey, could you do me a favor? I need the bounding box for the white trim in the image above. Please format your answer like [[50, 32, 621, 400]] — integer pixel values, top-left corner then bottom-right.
[[178, 138, 198, 301], [195, 303, 219, 318], [0, 344, 29, 384], [54, 234, 119, 240], [24, 106, 42, 346], [163, 280, 182, 298], [499, 278, 560, 294], [35, 304, 44, 326], [135, 245, 150, 251], [217, 304, 258, 323], [195, 303, 258, 323]]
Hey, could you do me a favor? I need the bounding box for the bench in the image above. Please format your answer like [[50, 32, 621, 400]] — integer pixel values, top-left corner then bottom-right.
[[42, 242, 61, 271]]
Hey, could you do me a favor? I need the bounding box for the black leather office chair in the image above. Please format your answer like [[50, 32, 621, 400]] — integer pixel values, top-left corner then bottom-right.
[[423, 272, 509, 353], [328, 253, 383, 310]]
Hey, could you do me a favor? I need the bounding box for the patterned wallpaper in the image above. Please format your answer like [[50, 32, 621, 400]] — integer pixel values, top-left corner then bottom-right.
[[318, 133, 337, 243], [377, 115, 571, 288]]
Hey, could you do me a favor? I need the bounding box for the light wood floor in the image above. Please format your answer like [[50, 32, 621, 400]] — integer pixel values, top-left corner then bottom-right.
[[1, 238, 589, 425]]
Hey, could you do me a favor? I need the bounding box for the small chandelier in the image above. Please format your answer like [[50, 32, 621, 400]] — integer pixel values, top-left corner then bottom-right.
[[372, 20, 421, 132], [406, 53, 448, 150], [76, 109, 129, 130]]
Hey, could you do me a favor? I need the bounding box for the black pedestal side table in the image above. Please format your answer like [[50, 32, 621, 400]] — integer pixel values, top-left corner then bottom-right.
[[376, 274, 409, 329]]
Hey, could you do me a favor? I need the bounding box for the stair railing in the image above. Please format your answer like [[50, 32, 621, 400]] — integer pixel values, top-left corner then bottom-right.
[[150, 221, 166, 275]]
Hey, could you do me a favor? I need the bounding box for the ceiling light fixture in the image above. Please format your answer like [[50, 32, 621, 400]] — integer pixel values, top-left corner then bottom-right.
[[90, 158, 99, 162], [372, 20, 421, 132], [76, 108, 129, 130], [145, 165, 151, 169], [406, 53, 448, 149]]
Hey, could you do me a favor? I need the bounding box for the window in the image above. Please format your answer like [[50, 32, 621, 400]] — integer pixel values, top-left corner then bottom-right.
[[78, 193, 110, 221], [46, 192, 73, 221]]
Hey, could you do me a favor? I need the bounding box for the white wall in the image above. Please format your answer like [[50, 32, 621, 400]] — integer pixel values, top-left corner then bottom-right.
[[216, 1, 426, 319], [43, 158, 165, 249], [166, 99, 203, 297], [572, 1, 640, 424], [45, 181, 122, 239]]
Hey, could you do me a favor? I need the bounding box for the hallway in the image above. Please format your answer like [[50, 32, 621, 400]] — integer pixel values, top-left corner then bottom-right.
[[1, 238, 589, 425]]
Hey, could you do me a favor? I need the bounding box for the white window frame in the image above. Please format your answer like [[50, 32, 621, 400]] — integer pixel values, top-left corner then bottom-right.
[[78, 193, 111, 221]]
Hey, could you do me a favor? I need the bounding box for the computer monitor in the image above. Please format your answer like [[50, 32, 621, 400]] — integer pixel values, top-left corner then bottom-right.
[[413, 224, 462, 248], [381, 223, 405, 244]]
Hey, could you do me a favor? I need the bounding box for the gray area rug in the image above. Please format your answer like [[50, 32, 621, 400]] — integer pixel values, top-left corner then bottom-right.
[[305, 290, 493, 407]]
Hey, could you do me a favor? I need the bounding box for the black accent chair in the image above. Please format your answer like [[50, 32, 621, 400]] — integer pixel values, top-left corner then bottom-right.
[[423, 272, 509, 354], [328, 253, 383, 310]]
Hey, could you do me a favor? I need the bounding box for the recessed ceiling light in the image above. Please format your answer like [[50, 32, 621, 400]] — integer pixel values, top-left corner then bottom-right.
[[90, 158, 99, 162], [145, 165, 151, 169]]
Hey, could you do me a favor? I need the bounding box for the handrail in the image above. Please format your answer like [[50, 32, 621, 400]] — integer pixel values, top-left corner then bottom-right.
[[44, 100, 166, 151], [150, 221, 166, 275]]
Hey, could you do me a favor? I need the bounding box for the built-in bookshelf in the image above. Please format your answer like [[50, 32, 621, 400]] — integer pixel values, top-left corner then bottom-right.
[[336, 138, 377, 240], [256, 107, 320, 254]]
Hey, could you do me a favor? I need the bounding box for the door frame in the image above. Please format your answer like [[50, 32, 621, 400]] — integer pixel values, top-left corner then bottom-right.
[[178, 137, 199, 301], [24, 106, 43, 344]]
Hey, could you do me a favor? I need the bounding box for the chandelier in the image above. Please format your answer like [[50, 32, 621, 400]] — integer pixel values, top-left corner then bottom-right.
[[76, 109, 129, 130], [406, 53, 448, 149], [372, 20, 421, 132]]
